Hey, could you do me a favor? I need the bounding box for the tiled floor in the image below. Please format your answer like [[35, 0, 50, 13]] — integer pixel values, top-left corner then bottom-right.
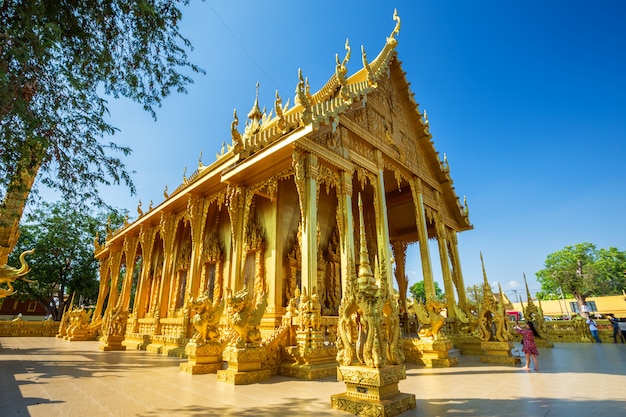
[[1, 337, 625, 417]]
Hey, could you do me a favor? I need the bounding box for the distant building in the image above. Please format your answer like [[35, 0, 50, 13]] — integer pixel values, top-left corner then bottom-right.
[[0, 295, 47, 319], [512, 295, 626, 319]]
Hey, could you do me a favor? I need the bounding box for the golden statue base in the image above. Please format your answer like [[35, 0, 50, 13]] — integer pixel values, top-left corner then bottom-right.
[[480, 341, 521, 365], [413, 338, 458, 367], [180, 342, 223, 375], [217, 345, 272, 385], [64, 329, 97, 341], [280, 330, 337, 379], [331, 365, 416, 417], [450, 335, 483, 355], [122, 334, 151, 350], [146, 336, 187, 357], [98, 335, 126, 351]]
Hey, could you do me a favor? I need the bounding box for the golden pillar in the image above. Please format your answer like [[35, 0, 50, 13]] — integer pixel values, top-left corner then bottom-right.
[[449, 231, 468, 307], [302, 153, 318, 297], [264, 192, 283, 322], [185, 195, 209, 300], [374, 151, 393, 294], [119, 236, 140, 310], [338, 170, 355, 297], [93, 256, 111, 320], [434, 212, 456, 319], [157, 211, 176, 318], [410, 177, 435, 298], [227, 185, 246, 291], [294, 151, 318, 296], [107, 250, 123, 312], [133, 226, 156, 318]]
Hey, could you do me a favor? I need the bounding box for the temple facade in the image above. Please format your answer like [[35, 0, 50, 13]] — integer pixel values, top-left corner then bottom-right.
[[91, 12, 474, 374]]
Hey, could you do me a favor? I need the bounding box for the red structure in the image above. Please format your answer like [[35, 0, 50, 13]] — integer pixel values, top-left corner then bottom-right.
[[0, 295, 47, 318]]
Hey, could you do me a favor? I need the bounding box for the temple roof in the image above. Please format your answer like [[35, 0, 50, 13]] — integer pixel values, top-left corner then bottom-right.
[[99, 9, 472, 252]]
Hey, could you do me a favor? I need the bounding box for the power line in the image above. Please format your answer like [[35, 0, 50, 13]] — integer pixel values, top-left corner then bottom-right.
[[205, 2, 280, 91]]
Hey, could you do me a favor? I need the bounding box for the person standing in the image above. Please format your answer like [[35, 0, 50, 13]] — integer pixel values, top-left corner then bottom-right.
[[608, 314, 620, 343], [618, 318, 626, 343], [515, 321, 540, 371], [586, 316, 602, 343]]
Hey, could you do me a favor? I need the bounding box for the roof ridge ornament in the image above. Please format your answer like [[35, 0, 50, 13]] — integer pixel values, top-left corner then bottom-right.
[[387, 8, 401, 47], [274, 90, 287, 133], [295, 69, 312, 125], [230, 109, 242, 153], [362, 45, 376, 87], [247, 82, 263, 122], [336, 38, 351, 101]]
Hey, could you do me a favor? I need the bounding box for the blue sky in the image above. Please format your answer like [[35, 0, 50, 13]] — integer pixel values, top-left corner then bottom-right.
[[92, 1, 626, 302]]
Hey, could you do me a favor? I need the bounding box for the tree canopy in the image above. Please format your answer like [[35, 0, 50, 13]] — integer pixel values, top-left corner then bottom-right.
[[9, 200, 125, 320], [409, 280, 443, 303], [0, 0, 203, 263], [536, 242, 626, 310]]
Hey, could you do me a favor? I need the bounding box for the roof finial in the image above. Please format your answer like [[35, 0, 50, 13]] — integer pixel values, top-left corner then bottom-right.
[[361, 45, 376, 87], [231, 109, 242, 152], [388, 8, 401, 46], [247, 81, 263, 122]]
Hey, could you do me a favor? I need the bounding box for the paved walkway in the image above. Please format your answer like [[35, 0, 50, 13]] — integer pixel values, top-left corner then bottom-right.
[[1, 337, 625, 417]]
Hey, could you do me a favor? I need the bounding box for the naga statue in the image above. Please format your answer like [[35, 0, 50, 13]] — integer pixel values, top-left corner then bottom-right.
[[188, 291, 225, 344], [0, 249, 35, 298], [413, 298, 447, 340], [454, 302, 479, 336], [225, 286, 267, 348]]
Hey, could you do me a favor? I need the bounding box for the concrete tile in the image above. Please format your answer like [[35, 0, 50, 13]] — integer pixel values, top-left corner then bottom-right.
[[1, 337, 626, 417]]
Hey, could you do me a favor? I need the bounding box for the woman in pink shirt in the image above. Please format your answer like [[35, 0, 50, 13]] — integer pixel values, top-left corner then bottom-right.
[[515, 321, 540, 371]]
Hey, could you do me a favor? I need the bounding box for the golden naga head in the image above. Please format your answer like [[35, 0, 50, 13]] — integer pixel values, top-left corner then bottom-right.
[[0, 249, 35, 282]]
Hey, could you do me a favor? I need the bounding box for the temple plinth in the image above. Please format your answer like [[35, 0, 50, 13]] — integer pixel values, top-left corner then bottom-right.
[[331, 365, 415, 417], [216, 345, 272, 384], [180, 342, 224, 375], [99, 335, 126, 351], [280, 329, 337, 379], [480, 341, 521, 365]]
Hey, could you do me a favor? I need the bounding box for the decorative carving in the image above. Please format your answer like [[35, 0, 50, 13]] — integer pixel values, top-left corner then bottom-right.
[[188, 291, 225, 344], [335, 194, 404, 368], [225, 286, 267, 348], [478, 254, 512, 342], [0, 249, 34, 298]]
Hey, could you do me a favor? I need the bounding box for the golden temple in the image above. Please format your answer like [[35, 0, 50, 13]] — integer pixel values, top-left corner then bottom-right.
[[86, 10, 494, 416]]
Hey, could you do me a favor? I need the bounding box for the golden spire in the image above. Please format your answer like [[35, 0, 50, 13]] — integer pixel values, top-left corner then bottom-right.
[[247, 82, 263, 122], [480, 252, 493, 298], [357, 194, 376, 294], [524, 273, 532, 302]]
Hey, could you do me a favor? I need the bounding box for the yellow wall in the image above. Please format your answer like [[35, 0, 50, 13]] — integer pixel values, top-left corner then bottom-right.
[[512, 295, 626, 318]]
